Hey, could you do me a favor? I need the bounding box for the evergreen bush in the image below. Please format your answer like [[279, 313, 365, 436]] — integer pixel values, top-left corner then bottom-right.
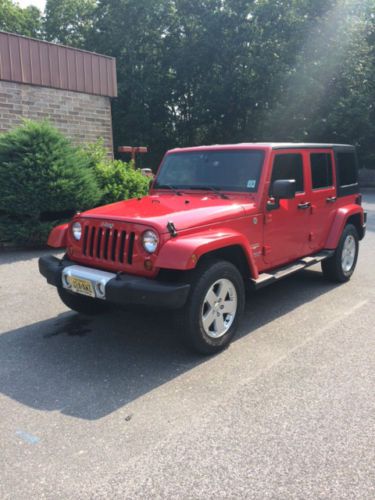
[[0, 120, 100, 246]]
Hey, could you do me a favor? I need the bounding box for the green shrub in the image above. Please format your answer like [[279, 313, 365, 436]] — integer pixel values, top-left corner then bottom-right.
[[81, 140, 150, 205], [94, 159, 150, 204], [0, 120, 100, 247]]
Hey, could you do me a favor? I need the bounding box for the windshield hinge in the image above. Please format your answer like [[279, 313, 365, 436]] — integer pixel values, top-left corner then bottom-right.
[[167, 221, 178, 237]]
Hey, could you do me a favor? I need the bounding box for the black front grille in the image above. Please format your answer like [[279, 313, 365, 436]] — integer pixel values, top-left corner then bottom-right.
[[82, 223, 135, 264]]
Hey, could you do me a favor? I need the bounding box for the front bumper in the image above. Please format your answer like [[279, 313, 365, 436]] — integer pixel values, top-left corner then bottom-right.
[[38, 256, 190, 309]]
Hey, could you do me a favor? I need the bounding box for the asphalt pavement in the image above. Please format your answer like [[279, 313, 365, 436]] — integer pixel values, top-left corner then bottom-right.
[[1, 191, 375, 499]]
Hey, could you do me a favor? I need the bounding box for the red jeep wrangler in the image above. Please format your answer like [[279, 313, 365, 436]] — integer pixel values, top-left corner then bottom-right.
[[39, 143, 367, 354]]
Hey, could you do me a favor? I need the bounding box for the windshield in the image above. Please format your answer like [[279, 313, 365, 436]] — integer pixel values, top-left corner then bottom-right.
[[154, 149, 265, 193]]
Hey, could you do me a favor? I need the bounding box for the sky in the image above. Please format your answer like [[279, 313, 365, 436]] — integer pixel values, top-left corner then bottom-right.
[[17, 0, 46, 11]]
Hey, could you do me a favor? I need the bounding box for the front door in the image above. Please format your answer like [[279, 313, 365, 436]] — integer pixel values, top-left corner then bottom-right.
[[263, 151, 311, 268]]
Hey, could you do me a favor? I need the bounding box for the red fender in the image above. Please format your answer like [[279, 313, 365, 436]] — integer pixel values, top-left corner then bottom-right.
[[47, 223, 68, 248], [155, 229, 259, 279], [325, 205, 363, 249]]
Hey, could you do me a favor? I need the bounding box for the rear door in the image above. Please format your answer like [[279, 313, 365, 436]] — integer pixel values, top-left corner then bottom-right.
[[263, 150, 311, 267], [307, 149, 337, 250]]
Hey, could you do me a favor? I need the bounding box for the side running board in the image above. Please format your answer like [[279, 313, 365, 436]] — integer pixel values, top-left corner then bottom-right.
[[251, 250, 334, 290]]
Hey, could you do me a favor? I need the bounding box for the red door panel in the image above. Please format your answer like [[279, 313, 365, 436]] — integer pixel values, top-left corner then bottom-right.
[[307, 150, 337, 250], [263, 151, 311, 268]]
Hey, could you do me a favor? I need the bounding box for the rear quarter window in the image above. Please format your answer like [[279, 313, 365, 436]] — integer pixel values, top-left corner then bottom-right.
[[336, 152, 358, 186]]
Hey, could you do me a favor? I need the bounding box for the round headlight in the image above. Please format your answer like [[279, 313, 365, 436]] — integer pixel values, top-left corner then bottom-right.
[[72, 221, 82, 241], [142, 230, 159, 253]]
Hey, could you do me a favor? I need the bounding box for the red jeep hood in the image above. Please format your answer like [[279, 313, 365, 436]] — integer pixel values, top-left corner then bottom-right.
[[80, 194, 255, 233]]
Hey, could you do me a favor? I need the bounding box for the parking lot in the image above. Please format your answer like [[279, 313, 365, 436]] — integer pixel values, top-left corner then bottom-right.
[[1, 191, 374, 499]]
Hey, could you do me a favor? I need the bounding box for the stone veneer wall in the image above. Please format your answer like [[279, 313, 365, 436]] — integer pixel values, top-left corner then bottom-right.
[[0, 80, 113, 154]]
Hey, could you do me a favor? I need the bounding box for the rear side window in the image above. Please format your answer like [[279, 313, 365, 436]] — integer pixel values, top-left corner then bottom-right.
[[336, 152, 358, 186], [310, 153, 333, 189], [271, 154, 304, 193]]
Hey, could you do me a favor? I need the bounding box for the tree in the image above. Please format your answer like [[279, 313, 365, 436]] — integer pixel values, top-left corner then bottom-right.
[[258, 0, 375, 166], [44, 0, 97, 47], [89, 0, 177, 167], [4, 0, 375, 168], [0, 0, 41, 37]]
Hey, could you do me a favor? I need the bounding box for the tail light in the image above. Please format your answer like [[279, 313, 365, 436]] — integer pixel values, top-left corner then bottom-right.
[[355, 194, 362, 205]]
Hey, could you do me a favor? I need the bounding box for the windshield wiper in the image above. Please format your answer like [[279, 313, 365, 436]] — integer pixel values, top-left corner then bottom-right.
[[189, 186, 229, 199], [155, 184, 182, 196]]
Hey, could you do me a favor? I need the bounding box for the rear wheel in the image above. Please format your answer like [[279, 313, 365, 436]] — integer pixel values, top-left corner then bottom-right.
[[177, 259, 245, 354], [57, 286, 110, 315], [322, 224, 359, 282]]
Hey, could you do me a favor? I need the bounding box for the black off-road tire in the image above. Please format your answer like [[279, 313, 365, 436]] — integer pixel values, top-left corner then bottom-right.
[[177, 259, 245, 355], [321, 224, 359, 283], [57, 286, 110, 315]]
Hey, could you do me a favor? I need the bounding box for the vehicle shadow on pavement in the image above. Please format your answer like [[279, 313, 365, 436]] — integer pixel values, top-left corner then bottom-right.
[[0, 268, 340, 420]]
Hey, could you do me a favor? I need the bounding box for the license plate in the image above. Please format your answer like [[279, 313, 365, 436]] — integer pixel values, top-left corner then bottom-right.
[[70, 277, 95, 297]]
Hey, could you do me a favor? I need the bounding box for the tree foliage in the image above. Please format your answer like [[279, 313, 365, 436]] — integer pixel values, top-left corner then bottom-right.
[[0, 0, 41, 37], [80, 141, 150, 205], [89, 0, 375, 168], [44, 0, 97, 47], [1, 0, 375, 167]]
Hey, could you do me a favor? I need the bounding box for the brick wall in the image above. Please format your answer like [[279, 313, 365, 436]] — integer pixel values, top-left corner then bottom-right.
[[0, 80, 114, 154]]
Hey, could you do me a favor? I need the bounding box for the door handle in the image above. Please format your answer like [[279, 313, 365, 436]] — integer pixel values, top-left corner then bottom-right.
[[297, 202, 311, 210], [326, 196, 337, 203]]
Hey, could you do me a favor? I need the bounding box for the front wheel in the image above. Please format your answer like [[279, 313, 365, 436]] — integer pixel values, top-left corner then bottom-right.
[[177, 259, 245, 355], [322, 224, 359, 283]]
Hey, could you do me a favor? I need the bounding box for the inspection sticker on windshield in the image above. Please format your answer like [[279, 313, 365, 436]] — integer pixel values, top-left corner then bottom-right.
[[247, 179, 256, 189]]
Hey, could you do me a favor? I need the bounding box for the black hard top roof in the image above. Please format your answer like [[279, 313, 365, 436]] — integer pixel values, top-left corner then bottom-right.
[[258, 143, 355, 150], [169, 143, 355, 153]]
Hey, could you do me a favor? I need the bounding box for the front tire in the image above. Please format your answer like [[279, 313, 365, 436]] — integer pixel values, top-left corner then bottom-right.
[[178, 259, 245, 355], [322, 224, 359, 283], [57, 286, 110, 315]]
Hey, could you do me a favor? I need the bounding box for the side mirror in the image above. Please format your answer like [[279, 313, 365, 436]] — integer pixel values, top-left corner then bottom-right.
[[267, 179, 296, 210], [272, 179, 296, 199]]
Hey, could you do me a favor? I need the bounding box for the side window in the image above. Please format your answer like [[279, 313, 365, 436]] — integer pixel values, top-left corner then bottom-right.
[[310, 153, 333, 189], [270, 154, 304, 193], [336, 152, 358, 186]]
